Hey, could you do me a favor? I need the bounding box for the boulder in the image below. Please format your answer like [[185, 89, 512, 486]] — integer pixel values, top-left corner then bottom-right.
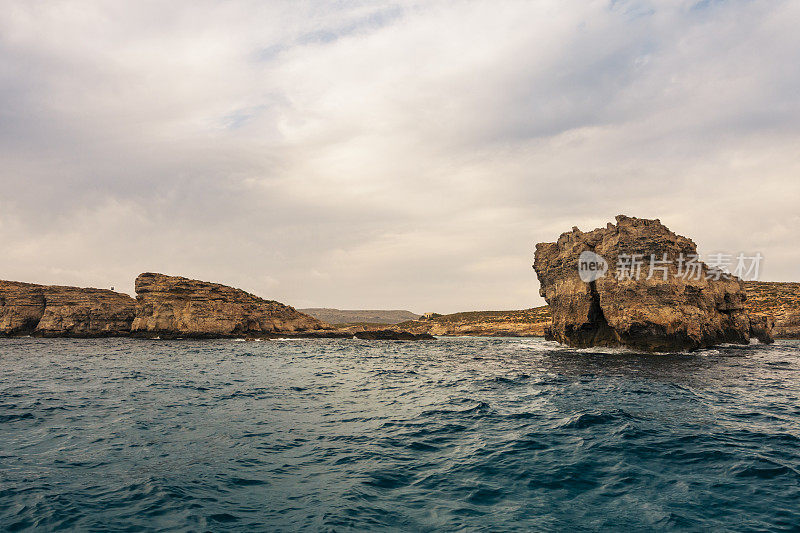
[[0, 280, 135, 337], [533, 215, 773, 351], [748, 314, 775, 344], [131, 272, 335, 338]]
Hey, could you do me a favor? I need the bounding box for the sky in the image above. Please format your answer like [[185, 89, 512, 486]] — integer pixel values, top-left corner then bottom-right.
[[1, 0, 799, 313]]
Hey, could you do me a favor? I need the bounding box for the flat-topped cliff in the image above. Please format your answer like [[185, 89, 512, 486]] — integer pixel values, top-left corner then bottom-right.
[[0, 281, 135, 337], [131, 273, 338, 338]]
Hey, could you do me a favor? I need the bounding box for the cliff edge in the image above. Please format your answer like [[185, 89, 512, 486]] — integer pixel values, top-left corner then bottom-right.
[[131, 272, 337, 338], [0, 280, 135, 337]]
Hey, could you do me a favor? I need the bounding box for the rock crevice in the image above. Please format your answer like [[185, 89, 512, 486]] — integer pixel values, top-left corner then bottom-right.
[[533, 215, 774, 351], [0, 281, 135, 337]]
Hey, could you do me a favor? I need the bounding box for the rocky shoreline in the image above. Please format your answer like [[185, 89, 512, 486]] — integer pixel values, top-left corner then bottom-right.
[[0, 273, 433, 341], [0, 280, 135, 337], [1, 264, 796, 345]]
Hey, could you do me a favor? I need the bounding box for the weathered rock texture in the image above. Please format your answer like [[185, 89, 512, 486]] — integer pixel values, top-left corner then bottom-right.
[[0, 281, 135, 337], [744, 281, 800, 339], [533, 215, 773, 352], [131, 273, 336, 338]]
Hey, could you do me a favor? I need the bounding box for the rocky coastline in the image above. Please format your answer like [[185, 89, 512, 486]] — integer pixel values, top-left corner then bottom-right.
[[0, 280, 135, 337], [0, 274, 428, 340], [1, 261, 796, 345], [130, 273, 340, 339], [348, 308, 552, 337]]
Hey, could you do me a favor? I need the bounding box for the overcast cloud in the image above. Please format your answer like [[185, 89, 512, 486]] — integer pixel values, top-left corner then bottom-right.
[[1, 0, 799, 313]]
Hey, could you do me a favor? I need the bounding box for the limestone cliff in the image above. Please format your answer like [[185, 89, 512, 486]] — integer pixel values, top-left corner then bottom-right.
[[131, 273, 337, 338], [533, 215, 772, 352], [744, 281, 800, 339], [0, 281, 135, 337]]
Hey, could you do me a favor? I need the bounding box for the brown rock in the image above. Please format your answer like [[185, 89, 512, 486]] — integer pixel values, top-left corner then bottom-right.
[[533, 215, 771, 352], [131, 272, 336, 338], [0, 281, 45, 335], [0, 280, 135, 337], [748, 314, 775, 344], [743, 281, 800, 339]]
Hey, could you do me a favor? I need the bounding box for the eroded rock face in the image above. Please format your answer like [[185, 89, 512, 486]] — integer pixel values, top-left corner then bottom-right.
[[743, 281, 800, 339], [131, 272, 334, 338], [0, 281, 135, 337], [533, 215, 773, 352]]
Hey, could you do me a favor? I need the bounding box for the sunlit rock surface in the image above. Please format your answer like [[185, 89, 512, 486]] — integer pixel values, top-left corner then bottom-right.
[[131, 272, 337, 338], [0, 281, 135, 337], [533, 215, 773, 352]]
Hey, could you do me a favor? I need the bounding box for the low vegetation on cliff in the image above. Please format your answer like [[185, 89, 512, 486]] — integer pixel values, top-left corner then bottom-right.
[[338, 307, 551, 337], [743, 281, 800, 339], [299, 308, 420, 325]]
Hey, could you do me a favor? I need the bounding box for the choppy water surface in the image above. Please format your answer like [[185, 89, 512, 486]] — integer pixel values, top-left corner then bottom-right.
[[1, 337, 799, 531]]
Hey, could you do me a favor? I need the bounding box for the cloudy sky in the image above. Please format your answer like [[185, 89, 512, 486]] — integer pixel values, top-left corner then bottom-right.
[[1, 0, 799, 313]]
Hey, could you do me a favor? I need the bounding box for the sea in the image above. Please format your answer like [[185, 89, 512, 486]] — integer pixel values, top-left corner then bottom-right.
[[1, 337, 799, 531]]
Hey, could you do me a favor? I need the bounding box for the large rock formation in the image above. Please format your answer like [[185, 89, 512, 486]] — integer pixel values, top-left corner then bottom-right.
[[0, 281, 135, 337], [533, 215, 773, 352], [131, 272, 338, 338]]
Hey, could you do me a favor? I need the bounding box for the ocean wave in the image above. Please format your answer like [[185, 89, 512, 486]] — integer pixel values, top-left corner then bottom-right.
[[1, 337, 799, 530]]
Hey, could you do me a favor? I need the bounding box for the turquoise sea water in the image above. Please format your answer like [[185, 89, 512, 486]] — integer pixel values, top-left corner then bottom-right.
[[1, 337, 799, 531]]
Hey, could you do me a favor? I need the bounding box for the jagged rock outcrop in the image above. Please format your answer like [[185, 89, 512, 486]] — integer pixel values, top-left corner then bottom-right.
[[747, 314, 775, 344], [131, 272, 339, 338], [0, 281, 135, 337], [533, 215, 773, 352]]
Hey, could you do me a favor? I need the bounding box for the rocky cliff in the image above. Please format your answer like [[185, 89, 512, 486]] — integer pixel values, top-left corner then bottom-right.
[[0, 281, 135, 337], [131, 273, 337, 338], [533, 215, 772, 352], [744, 281, 800, 339]]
